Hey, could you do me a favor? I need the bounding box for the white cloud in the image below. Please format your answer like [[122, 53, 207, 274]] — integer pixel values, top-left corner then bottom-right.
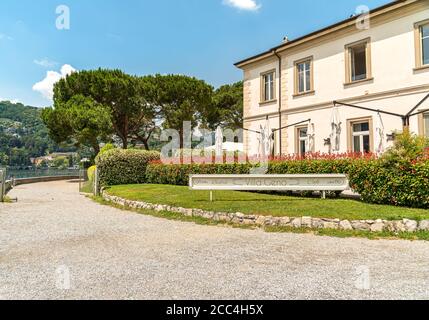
[[32, 64, 76, 101], [223, 0, 261, 11], [34, 58, 58, 68]]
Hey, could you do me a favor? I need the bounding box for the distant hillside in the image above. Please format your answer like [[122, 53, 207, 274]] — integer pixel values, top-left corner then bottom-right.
[[0, 101, 77, 167]]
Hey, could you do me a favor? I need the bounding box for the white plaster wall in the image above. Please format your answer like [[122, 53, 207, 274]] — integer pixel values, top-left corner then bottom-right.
[[244, 58, 279, 119], [285, 91, 427, 154], [242, 6, 429, 155], [283, 8, 429, 111]]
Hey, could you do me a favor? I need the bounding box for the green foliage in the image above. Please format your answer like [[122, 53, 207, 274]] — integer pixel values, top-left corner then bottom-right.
[[52, 156, 70, 169], [146, 163, 250, 186], [205, 81, 243, 130], [0, 100, 77, 166], [145, 74, 213, 148], [99, 143, 116, 156], [381, 130, 429, 166], [0, 152, 8, 165], [96, 149, 160, 186]]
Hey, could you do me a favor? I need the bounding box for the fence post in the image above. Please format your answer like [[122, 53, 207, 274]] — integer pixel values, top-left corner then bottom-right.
[[94, 166, 100, 196], [0, 169, 4, 203]]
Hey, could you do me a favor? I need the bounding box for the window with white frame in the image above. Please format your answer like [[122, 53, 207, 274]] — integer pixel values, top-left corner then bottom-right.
[[296, 60, 312, 94], [261, 71, 275, 102], [421, 24, 429, 66], [352, 121, 371, 153]]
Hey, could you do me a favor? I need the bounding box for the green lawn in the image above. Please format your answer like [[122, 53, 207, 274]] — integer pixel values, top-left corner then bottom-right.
[[106, 184, 429, 221]]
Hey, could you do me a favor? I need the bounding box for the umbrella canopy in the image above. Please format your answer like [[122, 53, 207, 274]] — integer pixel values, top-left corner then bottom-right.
[[215, 126, 223, 157], [257, 125, 265, 157], [374, 112, 385, 155], [306, 123, 315, 153], [263, 118, 272, 157], [330, 107, 342, 152]]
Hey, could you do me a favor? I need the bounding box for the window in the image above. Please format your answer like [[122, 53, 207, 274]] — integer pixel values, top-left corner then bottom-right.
[[345, 39, 372, 83], [415, 20, 429, 69], [294, 58, 313, 95], [422, 24, 429, 65], [261, 71, 275, 103], [296, 127, 308, 156], [352, 121, 370, 153]]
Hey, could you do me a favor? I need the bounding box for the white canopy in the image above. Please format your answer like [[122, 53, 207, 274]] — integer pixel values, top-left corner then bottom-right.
[[215, 126, 224, 157], [206, 142, 244, 152], [306, 123, 315, 153], [374, 112, 385, 155], [263, 118, 273, 157], [330, 107, 342, 152]]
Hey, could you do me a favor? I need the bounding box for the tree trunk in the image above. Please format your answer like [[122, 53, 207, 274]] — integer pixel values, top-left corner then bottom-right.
[[122, 138, 128, 149], [179, 129, 184, 150], [143, 139, 150, 151], [92, 143, 100, 156]]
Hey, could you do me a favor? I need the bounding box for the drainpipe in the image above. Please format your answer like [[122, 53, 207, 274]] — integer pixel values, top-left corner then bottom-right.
[[274, 50, 282, 156]]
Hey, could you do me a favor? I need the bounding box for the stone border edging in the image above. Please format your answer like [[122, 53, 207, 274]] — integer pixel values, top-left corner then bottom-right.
[[102, 191, 429, 233]]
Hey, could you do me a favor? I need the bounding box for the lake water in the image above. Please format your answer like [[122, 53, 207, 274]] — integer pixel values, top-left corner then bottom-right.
[[3, 169, 80, 179]]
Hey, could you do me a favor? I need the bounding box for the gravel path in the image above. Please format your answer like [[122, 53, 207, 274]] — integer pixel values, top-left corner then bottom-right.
[[0, 180, 428, 300]]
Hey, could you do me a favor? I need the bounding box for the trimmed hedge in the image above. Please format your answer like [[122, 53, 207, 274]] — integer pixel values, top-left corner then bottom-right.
[[96, 149, 160, 186], [145, 163, 251, 186], [145, 159, 429, 209], [348, 160, 429, 209]]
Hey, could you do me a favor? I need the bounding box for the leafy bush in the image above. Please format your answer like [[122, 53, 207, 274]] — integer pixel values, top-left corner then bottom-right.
[[381, 130, 429, 166], [96, 149, 160, 186], [52, 156, 69, 169], [146, 162, 251, 186], [87, 165, 96, 182], [348, 159, 429, 209], [98, 143, 116, 157]]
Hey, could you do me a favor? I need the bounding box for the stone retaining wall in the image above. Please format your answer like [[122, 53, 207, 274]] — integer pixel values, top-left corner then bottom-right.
[[102, 191, 429, 233], [13, 176, 79, 186]]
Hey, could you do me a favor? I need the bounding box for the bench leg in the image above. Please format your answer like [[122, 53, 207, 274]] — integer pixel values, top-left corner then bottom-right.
[[210, 191, 213, 202], [321, 191, 326, 199]]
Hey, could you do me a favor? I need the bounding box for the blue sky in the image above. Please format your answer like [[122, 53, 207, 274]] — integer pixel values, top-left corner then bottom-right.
[[0, 0, 390, 107]]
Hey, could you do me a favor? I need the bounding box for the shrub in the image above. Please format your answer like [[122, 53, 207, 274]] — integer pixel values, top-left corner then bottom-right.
[[97, 143, 116, 157], [96, 149, 160, 186], [87, 165, 96, 182], [146, 162, 251, 186], [348, 159, 429, 208], [381, 130, 429, 166], [52, 156, 69, 169]]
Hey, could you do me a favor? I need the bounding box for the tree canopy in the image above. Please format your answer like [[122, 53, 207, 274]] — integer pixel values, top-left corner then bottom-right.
[[41, 69, 243, 156], [0, 100, 77, 167]]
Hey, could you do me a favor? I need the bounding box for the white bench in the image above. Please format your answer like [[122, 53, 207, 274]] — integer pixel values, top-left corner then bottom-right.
[[189, 174, 349, 200]]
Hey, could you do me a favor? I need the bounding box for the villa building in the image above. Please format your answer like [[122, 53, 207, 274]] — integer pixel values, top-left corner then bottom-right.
[[235, 0, 429, 156]]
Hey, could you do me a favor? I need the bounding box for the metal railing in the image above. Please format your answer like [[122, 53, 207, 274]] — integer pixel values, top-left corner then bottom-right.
[[0, 168, 5, 202]]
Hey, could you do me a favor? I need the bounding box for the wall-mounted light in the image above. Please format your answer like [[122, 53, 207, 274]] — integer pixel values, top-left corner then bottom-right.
[[386, 133, 396, 142], [324, 138, 331, 146]]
